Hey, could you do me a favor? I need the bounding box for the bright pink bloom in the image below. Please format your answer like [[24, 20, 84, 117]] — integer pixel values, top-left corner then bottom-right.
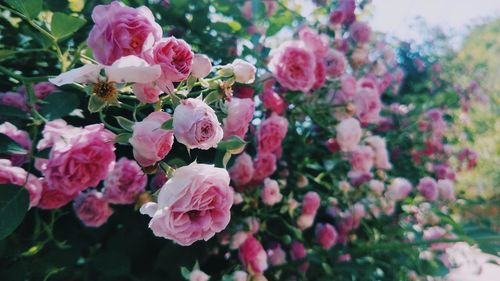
[[257, 113, 288, 153], [252, 152, 277, 183], [354, 86, 382, 124], [336, 117, 362, 152], [313, 60, 327, 89], [103, 157, 147, 204], [349, 21, 371, 44], [269, 41, 316, 92], [140, 163, 233, 246], [223, 98, 255, 140], [74, 190, 113, 227], [261, 178, 283, 206], [0, 92, 28, 111], [341, 75, 357, 99], [173, 98, 223, 150], [315, 223, 338, 249], [87, 2, 162, 65], [417, 177, 438, 201], [290, 241, 309, 272], [129, 111, 174, 167], [329, 9, 345, 26], [239, 235, 268, 274], [229, 152, 255, 187], [298, 27, 329, 58], [37, 181, 74, 209], [0, 122, 32, 166], [260, 88, 286, 114], [302, 191, 320, 215], [0, 159, 42, 208], [19, 82, 57, 99]]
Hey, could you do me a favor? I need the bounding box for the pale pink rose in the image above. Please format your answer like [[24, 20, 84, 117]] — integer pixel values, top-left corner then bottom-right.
[[246, 216, 260, 234], [437, 179, 455, 200], [133, 83, 162, 103], [230, 231, 249, 249], [354, 86, 382, 124], [252, 153, 277, 183], [349, 21, 371, 44], [298, 26, 329, 58], [423, 226, 446, 241], [336, 117, 362, 152], [36, 119, 81, 151], [0, 92, 28, 111], [140, 163, 233, 246], [233, 192, 244, 205], [189, 270, 210, 281], [223, 98, 255, 140], [302, 191, 321, 215], [386, 178, 412, 201], [269, 41, 316, 92], [173, 98, 223, 150], [87, 2, 162, 65], [260, 88, 286, 114], [365, 136, 392, 169], [297, 214, 315, 230], [417, 177, 438, 201], [325, 49, 347, 78], [369, 179, 385, 195], [257, 113, 288, 153], [233, 271, 248, 281], [0, 159, 42, 208], [73, 190, 113, 227], [0, 122, 32, 166], [351, 46, 370, 66], [37, 123, 116, 197], [229, 152, 255, 187], [238, 235, 268, 274], [341, 75, 357, 99], [315, 223, 338, 249], [129, 111, 174, 167], [103, 157, 147, 204], [290, 241, 309, 272], [231, 59, 256, 84], [37, 181, 74, 209], [261, 178, 283, 206], [191, 54, 212, 78], [144, 37, 194, 92], [267, 243, 286, 266]]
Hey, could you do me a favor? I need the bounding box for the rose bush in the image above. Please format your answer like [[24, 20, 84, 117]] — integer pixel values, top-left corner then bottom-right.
[[0, 1, 494, 281]]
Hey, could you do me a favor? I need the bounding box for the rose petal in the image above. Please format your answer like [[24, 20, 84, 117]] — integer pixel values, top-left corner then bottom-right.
[[105, 55, 161, 83], [49, 64, 102, 86]]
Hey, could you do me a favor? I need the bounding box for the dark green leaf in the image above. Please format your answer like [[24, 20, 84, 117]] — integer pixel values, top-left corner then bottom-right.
[[115, 116, 134, 132], [39, 92, 80, 120], [50, 12, 86, 40], [0, 50, 16, 60], [115, 133, 132, 145], [161, 119, 173, 130], [0, 105, 30, 120], [92, 252, 130, 276], [0, 184, 30, 240], [0, 134, 27, 155], [5, 0, 42, 19]]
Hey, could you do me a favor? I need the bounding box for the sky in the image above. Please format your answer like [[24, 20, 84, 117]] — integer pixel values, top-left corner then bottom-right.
[[369, 0, 500, 42]]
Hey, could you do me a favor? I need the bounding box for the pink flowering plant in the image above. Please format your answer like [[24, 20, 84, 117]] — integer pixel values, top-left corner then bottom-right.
[[0, 0, 496, 280]]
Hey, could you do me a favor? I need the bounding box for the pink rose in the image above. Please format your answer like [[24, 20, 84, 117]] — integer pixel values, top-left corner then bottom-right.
[[238, 235, 268, 274], [336, 117, 362, 152], [261, 178, 283, 206], [19, 82, 57, 99], [252, 152, 277, 183], [229, 152, 255, 187], [191, 54, 212, 78], [103, 158, 147, 204], [354, 86, 382, 124], [298, 27, 329, 58], [386, 178, 412, 201], [260, 88, 286, 115], [313, 60, 327, 90], [0, 122, 32, 166], [173, 98, 223, 150], [369, 179, 385, 195], [437, 179, 455, 200], [257, 113, 288, 153], [349, 21, 371, 44], [365, 136, 392, 170], [73, 190, 114, 227], [87, 2, 162, 65], [140, 163, 233, 246], [0, 92, 28, 111], [37, 122, 116, 198], [329, 9, 345, 26], [267, 243, 286, 266], [37, 180, 74, 209], [325, 49, 347, 78], [144, 37, 194, 91], [36, 119, 82, 151], [341, 75, 357, 99], [231, 59, 256, 84], [129, 111, 174, 167], [223, 97, 255, 140], [0, 159, 42, 208], [302, 191, 320, 215], [290, 241, 309, 272], [315, 223, 338, 249], [133, 83, 162, 103], [269, 41, 316, 92], [417, 177, 438, 201], [189, 270, 210, 281]]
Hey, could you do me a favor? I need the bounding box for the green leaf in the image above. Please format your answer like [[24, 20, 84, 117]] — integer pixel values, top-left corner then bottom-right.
[[217, 136, 246, 151], [161, 119, 173, 130], [88, 94, 106, 113], [115, 116, 134, 132], [92, 252, 130, 276], [0, 50, 16, 60], [180, 267, 190, 280], [50, 12, 86, 40], [115, 133, 132, 145], [39, 92, 80, 120], [5, 0, 42, 19], [0, 105, 30, 120], [203, 90, 220, 105], [0, 184, 30, 240], [0, 134, 27, 155]]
